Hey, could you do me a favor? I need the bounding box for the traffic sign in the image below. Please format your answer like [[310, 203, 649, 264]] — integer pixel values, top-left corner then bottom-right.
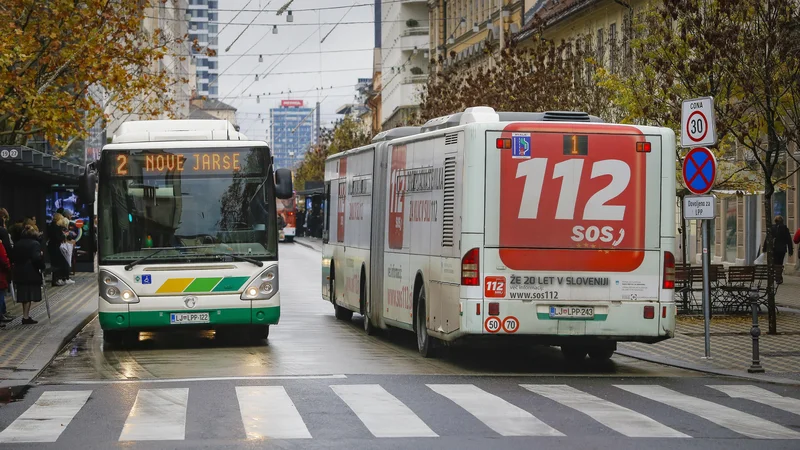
[[682, 147, 717, 195], [684, 195, 716, 220], [681, 97, 717, 147]]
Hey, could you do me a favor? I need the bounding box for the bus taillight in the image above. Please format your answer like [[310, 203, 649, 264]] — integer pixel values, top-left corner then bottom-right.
[[461, 248, 480, 286], [663, 251, 675, 289]]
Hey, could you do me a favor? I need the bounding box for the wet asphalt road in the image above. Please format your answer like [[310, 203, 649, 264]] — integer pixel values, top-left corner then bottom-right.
[[0, 243, 797, 448]]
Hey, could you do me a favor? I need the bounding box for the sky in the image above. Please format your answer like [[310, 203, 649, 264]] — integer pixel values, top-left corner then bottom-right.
[[216, 0, 377, 142]]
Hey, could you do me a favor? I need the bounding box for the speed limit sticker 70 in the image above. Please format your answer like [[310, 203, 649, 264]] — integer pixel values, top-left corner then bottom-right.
[[498, 123, 647, 272], [502, 316, 519, 333]]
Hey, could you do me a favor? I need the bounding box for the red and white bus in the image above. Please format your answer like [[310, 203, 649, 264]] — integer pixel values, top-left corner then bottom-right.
[[321, 107, 676, 359], [276, 193, 297, 242]]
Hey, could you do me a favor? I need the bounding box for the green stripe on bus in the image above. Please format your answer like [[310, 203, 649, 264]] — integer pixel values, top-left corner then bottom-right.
[[536, 313, 608, 321], [184, 277, 223, 292], [212, 277, 250, 292], [99, 306, 280, 329]]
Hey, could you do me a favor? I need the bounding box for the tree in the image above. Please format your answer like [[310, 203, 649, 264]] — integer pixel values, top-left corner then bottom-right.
[[0, 0, 195, 154], [293, 116, 372, 190], [416, 32, 624, 124], [601, 0, 800, 333]]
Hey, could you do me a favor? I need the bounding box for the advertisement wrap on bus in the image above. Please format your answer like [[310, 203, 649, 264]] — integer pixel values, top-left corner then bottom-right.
[[321, 107, 676, 359]]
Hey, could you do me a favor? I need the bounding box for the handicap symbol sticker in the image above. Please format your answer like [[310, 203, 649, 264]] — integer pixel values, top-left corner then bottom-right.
[[142, 275, 152, 285], [511, 133, 531, 159]]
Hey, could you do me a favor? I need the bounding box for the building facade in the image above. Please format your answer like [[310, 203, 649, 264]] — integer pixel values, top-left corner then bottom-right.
[[380, 0, 430, 129], [428, 0, 526, 71], [188, 0, 219, 98], [269, 100, 316, 170]]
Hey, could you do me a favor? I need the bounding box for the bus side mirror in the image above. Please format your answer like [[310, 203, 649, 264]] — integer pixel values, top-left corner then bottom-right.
[[79, 165, 97, 204], [275, 168, 293, 199]]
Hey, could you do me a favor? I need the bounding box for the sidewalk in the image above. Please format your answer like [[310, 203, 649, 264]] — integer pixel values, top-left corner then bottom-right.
[[620, 275, 800, 383], [0, 272, 97, 390]]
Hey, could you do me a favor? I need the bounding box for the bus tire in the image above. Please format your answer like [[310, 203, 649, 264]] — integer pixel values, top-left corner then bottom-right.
[[102, 329, 124, 346], [361, 270, 375, 335], [414, 283, 436, 358], [285, 236, 294, 243], [588, 343, 615, 361], [561, 345, 588, 362], [250, 325, 269, 341]]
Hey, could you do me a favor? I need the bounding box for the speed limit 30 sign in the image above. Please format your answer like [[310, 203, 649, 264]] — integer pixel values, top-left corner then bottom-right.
[[681, 97, 717, 148]]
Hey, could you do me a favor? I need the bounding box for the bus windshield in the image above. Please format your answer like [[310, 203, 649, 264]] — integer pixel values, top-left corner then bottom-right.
[[98, 147, 278, 264]]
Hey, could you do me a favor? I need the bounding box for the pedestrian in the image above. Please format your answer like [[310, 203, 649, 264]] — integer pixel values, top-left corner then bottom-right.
[[12, 225, 46, 324], [770, 215, 793, 284], [0, 221, 11, 327], [0, 208, 12, 262], [47, 213, 67, 286], [297, 207, 306, 237]]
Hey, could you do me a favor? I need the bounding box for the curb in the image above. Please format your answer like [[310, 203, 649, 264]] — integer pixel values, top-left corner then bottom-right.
[[616, 347, 800, 386], [294, 238, 321, 252], [0, 306, 98, 393]]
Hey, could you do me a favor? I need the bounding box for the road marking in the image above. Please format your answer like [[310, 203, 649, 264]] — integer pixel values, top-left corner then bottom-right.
[[521, 384, 689, 438], [236, 386, 311, 439], [331, 384, 437, 438], [428, 384, 563, 437], [119, 388, 189, 441], [708, 385, 800, 416], [616, 385, 800, 439], [0, 391, 92, 443], [55, 374, 348, 385]]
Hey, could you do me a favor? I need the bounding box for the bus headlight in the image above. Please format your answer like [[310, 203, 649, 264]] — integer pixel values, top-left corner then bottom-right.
[[99, 270, 140, 304], [241, 265, 279, 300]]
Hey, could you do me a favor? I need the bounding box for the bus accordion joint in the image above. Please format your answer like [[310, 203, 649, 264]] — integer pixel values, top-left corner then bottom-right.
[[663, 251, 675, 289], [461, 248, 480, 286]]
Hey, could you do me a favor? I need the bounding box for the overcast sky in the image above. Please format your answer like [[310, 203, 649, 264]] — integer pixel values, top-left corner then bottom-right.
[[216, 0, 376, 141]]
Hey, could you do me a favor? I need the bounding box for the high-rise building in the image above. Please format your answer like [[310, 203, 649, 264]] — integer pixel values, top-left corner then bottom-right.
[[269, 100, 316, 170], [380, 0, 428, 129], [187, 0, 219, 98]]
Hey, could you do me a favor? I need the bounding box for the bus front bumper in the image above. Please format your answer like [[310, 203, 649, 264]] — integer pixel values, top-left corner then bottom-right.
[[99, 305, 280, 330]]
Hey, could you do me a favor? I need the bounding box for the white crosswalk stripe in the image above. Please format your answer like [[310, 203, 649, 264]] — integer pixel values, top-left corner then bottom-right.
[[616, 385, 800, 439], [521, 384, 689, 438], [119, 388, 189, 441], [2, 383, 800, 442], [331, 384, 438, 438], [0, 390, 92, 443], [708, 385, 800, 416], [236, 386, 312, 439], [428, 384, 563, 437]]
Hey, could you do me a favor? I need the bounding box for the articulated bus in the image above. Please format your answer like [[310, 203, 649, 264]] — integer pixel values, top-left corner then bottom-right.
[[80, 119, 293, 345], [321, 107, 676, 359]]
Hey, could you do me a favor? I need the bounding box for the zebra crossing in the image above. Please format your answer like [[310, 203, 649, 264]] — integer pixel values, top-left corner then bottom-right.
[[0, 382, 798, 444]]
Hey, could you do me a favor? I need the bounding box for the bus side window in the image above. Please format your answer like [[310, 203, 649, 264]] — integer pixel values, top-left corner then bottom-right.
[[323, 181, 331, 243]]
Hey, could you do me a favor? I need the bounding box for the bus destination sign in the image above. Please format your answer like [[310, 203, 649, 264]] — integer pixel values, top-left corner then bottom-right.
[[113, 151, 246, 176]]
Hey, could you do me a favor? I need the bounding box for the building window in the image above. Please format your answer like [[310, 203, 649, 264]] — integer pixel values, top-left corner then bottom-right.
[[596, 28, 605, 65], [609, 23, 617, 73], [725, 198, 737, 262]]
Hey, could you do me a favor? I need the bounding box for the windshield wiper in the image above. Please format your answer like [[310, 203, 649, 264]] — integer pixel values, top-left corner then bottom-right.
[[123, 245, 209, 271], [203, 252, 264, 267]]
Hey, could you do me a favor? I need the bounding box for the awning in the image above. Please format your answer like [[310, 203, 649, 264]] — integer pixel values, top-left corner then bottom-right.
[[0, 145, 85, 183]]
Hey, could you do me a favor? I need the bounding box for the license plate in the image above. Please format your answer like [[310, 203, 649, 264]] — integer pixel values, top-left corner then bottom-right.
[[170, 312, 210, 324], [549, 306, 594, 319]]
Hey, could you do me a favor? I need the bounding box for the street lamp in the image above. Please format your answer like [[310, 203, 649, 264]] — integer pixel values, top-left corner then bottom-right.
[[259, 54, 263, 62], [272, 25, 278, 34], [287, 11, 293, 22]]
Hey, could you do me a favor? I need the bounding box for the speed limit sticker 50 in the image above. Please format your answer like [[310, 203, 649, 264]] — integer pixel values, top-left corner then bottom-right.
[[498, 123, 647, 272], [484, 316, 501, 333]]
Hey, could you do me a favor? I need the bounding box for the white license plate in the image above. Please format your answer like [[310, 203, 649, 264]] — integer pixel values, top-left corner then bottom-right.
[[170, 312, 210, 324], [549, 306, 594, 319]]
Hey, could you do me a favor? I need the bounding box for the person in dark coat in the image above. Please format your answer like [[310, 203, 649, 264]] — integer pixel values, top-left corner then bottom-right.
[[12, 225, 46, 324], [0, 231, 10, 327], [771, 215, 793, 284], [0, 208, 11, 262]]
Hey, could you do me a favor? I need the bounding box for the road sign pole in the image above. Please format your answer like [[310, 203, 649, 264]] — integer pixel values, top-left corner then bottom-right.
[[701, 219, 712, 359]]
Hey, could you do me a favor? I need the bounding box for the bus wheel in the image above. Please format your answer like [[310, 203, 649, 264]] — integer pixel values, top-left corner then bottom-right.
[[285, 236, 294, 243], [560, 345, 588, 362], [249, 325, 269, 341], [588, 343, 615, 361], [102, 330, 124, 347], [415, 286, 436, 358], [361, 273, 375, 335]]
